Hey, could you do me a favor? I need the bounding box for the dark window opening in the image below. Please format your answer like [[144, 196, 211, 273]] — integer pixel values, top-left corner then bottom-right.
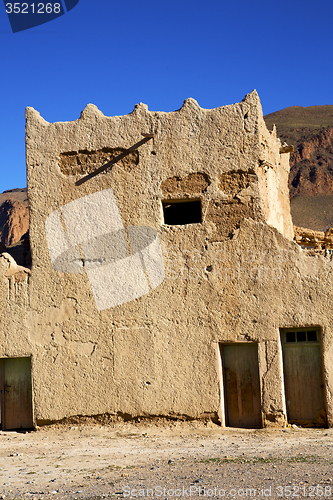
[[307, 330, 317, 342], [297, 331, 306, 342], [162, 199, 201, 226], [286, 331, 296, 343], [285, 328, 319, 343]]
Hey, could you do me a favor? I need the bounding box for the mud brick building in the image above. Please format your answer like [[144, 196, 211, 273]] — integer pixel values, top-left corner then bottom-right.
[[0, 91, 332, 430]]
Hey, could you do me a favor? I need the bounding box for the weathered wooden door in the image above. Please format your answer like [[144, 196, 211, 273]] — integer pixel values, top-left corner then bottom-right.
[[281, 329, 326, 426], [221, 343, 262, 428], [0, 357, 33, 430]]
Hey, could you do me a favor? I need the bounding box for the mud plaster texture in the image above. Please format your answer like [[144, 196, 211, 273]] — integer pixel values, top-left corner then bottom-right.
[[1, 90, 333, 429]]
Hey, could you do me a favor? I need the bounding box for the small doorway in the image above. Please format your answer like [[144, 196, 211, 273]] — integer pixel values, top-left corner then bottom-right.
[[280, 328, 326, 427], [220, 343, 262, 428], [0, 357, 34, 431]]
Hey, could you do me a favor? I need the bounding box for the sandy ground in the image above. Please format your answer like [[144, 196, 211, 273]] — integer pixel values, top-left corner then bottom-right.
[[0, 421, 333, 500]]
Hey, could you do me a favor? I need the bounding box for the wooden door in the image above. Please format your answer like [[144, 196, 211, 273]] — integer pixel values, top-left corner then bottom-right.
[[281, 329, 326, 427], [1, 357, 33, 430], [221, 343, 262, 428]]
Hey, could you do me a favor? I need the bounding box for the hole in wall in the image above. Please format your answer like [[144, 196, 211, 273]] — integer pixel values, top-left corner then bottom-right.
[[162, 199, 201, 226]]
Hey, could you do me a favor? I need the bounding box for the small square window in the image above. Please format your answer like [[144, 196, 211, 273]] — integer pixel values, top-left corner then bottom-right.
[[162, 199, 201, 226], [307, 330, 317, 342], [286, 331, 296, 342], [297, 331, 306, 342]]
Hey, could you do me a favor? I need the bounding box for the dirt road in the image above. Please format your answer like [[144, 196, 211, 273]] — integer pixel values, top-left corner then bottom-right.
[[0, 421, 332, 500]]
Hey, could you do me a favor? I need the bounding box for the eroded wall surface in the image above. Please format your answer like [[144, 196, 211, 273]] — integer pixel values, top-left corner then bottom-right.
[[1, 91, 332, 427]]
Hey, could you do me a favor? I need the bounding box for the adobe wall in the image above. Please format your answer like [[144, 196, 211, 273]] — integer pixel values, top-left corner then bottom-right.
[[1, 91, 333, 428]]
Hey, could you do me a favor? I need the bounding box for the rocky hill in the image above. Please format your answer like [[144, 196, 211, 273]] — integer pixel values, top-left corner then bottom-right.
[[264, 105, 333, 198], [0, 188, 29, 246], [0, 188, 31, 267]]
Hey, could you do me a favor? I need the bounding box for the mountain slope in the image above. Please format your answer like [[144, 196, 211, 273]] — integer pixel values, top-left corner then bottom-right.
[[0, 188, 29, 246], [264, 106, 333, 198]]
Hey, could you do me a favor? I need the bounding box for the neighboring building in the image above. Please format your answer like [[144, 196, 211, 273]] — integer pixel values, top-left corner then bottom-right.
[[0, 91, 332, 430]]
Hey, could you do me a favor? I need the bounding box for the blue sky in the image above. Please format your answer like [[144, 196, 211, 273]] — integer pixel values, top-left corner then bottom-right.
[[0, 0, 332, 192]]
